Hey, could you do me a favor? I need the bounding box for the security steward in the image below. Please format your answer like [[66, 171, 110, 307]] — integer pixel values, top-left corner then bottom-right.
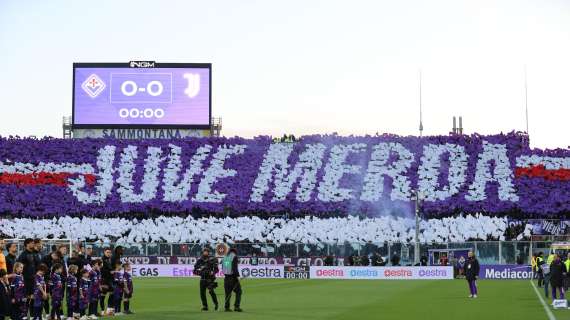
[[536, 252, 545, 287], [222, 248, 243, 312], [194, 248, 219, 311]]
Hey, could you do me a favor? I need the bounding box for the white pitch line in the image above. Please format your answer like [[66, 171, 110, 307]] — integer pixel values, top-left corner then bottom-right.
[[530, 280, 556, 320]]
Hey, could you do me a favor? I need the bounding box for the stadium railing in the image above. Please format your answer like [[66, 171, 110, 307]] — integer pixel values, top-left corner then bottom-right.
[[78, 240, 550, 266]]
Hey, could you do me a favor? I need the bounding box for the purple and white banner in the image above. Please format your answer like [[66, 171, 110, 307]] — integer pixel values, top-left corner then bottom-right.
[[479, 265, 532, 280], [0, 132, 569, 217], [527, 219, 570, 236], [73, 63, 210, 127]]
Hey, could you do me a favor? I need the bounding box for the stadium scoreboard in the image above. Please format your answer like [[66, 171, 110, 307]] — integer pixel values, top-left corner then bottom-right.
[[72, 62, 211, 129]]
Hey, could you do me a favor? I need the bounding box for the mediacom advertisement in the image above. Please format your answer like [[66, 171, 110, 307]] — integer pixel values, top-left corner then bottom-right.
[[309, 266, 454, 280], [479, 265, 532, 280]]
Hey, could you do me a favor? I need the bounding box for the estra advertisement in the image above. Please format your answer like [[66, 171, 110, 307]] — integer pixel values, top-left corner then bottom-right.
[[132, 264, 284, 279], [310, 266, 453, 280], [133, 265, 452, 280]]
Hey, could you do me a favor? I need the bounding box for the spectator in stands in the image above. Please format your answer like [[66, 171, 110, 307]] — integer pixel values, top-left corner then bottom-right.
[[439, 253, 449, 266], [5, 243, 17, 274], [465, 251, 480, 298], [549, 254, 567, 301], [450, 255, 458, 277], [360, 255, 370, 267], [0, 240, 6, 272], [390, 254, 401, 266], [250, 253, 258, 266], [420, 255, 428, 267], [457, 256, 466, 277], [324, 255, 334, 266], [346, 254, 355, 266], [371, 252, 382, 266]]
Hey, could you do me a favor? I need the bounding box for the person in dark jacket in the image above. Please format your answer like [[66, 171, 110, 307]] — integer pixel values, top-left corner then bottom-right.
[[100, 248, 113, 314], [390, 254, 401, 266], [193, 248, 219, 311], [5, 243, 17, 274], [360, 255, 370, 267], [549, 254, 567, 301], [465, 251, 480, 298], [17, 239, 38, 297], [0, 269, 11, 320], [536, 252, 545, 287], [33, 239, 43, 261], [370, 253, 381, 266], [222, 248, 242, 312], [346, 255, 355, 266], [420, 255, 428, 267], [67, 250, 84, 274], [110, 246, 123, 270]]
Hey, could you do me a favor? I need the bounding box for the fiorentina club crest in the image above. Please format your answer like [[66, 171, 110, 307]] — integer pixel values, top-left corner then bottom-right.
[[81, 74, 106, 98]]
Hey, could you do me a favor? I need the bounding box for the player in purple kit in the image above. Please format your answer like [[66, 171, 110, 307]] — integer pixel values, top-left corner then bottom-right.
[[123, 263, 134, 315], [32, 264, 48, 320], [112, 263, 125, 316], [66, 265, 79, 320], [78, 269, 91, 318], [88, 260, 103, 318], [49, 264, 64, 320], [11, 262, 27, 320]]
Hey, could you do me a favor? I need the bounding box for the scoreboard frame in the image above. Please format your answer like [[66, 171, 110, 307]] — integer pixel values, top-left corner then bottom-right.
[[71, 62, 212, 130]]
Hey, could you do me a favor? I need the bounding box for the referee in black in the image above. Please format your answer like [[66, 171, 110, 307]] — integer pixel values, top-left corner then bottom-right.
[[223, 248, 243, 312]]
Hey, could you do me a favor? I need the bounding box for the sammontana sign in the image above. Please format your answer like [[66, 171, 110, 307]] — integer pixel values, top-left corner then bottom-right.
[[73, 128, 210, 139], [0, 132, 568, 217]]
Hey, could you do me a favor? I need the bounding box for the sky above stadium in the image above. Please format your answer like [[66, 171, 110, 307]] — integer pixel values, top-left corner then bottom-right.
[[0, 0, 569, 149]]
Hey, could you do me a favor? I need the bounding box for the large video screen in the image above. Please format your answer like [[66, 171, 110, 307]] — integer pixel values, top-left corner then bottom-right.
[[72, 62, 211, 128]]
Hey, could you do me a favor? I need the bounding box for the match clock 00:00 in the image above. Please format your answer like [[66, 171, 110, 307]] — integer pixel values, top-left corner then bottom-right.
[[284, 266, 310, 279]]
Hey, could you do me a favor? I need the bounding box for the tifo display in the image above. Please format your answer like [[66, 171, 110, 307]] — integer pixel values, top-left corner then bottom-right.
[[0, 215, 528, 244], [0, 132, 568, 217]]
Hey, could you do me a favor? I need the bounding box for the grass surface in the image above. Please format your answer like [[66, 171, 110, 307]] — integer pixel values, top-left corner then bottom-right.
[[112, 278, 568, 320]]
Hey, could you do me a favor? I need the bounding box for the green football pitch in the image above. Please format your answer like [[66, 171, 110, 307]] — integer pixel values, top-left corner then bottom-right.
[[115, 278, 567, 320]]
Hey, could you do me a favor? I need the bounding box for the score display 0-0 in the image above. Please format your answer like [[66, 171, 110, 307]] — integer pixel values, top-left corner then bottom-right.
[[73, 62, 211, 128]]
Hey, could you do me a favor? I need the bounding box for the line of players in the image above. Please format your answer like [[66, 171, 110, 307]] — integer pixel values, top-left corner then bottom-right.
[[0, 239, 134, 320]]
